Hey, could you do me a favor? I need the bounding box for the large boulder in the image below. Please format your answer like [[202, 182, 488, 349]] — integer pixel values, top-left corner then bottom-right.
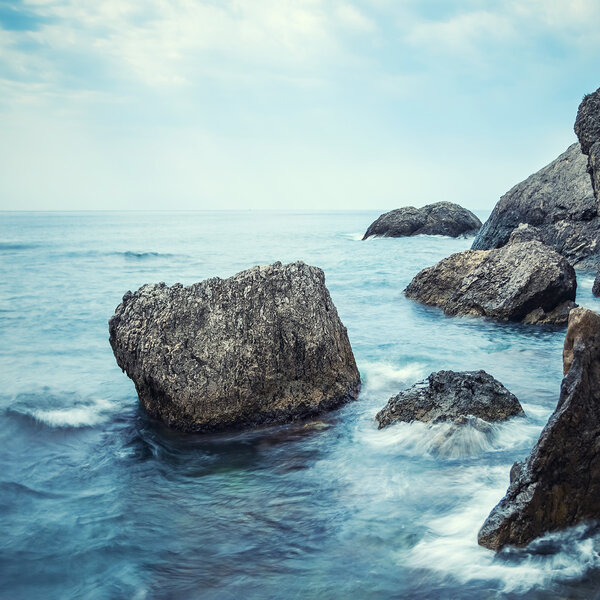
[[109, 261, 361, 432], [362, 201, 481, 240], [375, 370, 523, 429], [575, 86, 600, 199], [478, 308, 600, 551], [404, 240, 577, 325], [472, 143, 600, 267]]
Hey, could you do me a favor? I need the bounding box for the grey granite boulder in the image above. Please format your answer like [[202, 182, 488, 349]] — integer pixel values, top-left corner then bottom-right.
[[472, 143, 600, 267], [109, 261, 361, 432], [478, 308, 600, 551], [362, 201, 481, 240], [404, 241, 577, 324], [575, 86, 600, 199], [375, 370, 523, 429]]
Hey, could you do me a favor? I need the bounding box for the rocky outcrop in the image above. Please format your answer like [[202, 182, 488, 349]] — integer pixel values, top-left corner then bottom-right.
[[472, 143, 600, 267], [404, 241, 577, 325], [362, 201, 481, 240], [575, 87, 600, 199], [375, 370, 523, 429], [478, 308, 600, 551], [593, 272, 600, 297], [109, 261, 361, 432]]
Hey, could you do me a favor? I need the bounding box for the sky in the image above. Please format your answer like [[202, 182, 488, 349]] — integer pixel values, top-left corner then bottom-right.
[[1, 0, 599, 211]]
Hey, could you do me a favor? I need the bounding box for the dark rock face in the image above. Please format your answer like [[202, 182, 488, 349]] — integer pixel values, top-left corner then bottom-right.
[[472, 144, 600, 267], [375, 370, 523, 429], [575, 87, 600, 199], [362, 201, 481, 240], [593, 272, 600, 297], [478, 308, 600, 551], [404, 241, 577, 325], [109, 261, 361, 432]]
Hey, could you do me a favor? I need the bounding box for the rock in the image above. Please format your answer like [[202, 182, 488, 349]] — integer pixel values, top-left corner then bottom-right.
[[507, 223, 542, 245], [472, 143, 600, 267], [405, 241, 577, 324], [593, 272, 600, 297], [575, 87, 600, 199], [478, 308, 600, 551], [109, 261, 361, 432], [375, 370, 523, 429], [362, 201, 481, 240]]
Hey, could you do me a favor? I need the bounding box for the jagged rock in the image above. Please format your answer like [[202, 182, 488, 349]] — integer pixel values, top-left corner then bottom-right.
[[375, 370, 523, 429], [362, 201, 481, 240], [472, 144, 600, 267], [575, 87, 600, 199], [478, 308, 600, 551], [109, 261, 361, 432], [593, 272, 600, 297], [405, 241, 577, 324], [507, 223, 542, 245]]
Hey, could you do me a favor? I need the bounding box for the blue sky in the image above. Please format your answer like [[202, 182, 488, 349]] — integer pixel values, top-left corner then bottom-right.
[[1, 0, 599, 210]]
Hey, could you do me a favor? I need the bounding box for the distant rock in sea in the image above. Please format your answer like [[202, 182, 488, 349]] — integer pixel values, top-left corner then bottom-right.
[[575, 86, 600, 202], [405, 240, 577, 325], [375, 370, 523, 429], [362, 201, 481, 240], [472, 143, 600, 267], [478, 308, 600, 551], [109, 261, 361, 432]]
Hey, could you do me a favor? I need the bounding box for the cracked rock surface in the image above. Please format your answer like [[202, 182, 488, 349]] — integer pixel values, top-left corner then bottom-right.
[[375, 370, 523, 429], [109, 261, 360, 432], [404, 241, 577, 325], [479, 308, 600, 550]]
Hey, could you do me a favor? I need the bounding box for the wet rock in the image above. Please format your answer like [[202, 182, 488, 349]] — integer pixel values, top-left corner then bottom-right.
[[472, 144, 599, 267], [478, 308, 600, 551], [593, 272, 600, 297], [405, 241, 577, 324], [375, 370, 523, 428], [109, 261, 361, 432], [362, 201, 481, 240], [575, 87, 600, 199]]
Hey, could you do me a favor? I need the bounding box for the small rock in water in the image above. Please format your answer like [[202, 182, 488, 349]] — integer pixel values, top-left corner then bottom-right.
[[404, 240, 577, 325], [375, 370, 523, 429], [478, 307, 600, 551], [109, 261, 361, 432], [362, 201, 481, 240], [593, 272, 600, 297]]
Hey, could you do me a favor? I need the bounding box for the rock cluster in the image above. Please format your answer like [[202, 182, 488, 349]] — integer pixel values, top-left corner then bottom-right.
[[404, 241, 577, 325], [375, 370, 523, 429], [109, 261, 360, 432], [478, 308, 600, 551], [471, 143, 599, 267], [362, 201, 481, 240]]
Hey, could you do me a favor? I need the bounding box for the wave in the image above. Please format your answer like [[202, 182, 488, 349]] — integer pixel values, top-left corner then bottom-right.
[[405, 465, 600, 592], [7, 392, 118, 428], [360, 361, 427, 397], [115, 250, 176, 259], [342, 232, 365, 241], [0, 242, 40, 251]]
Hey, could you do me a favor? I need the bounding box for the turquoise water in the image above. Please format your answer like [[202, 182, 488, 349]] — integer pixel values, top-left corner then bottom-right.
[[2, 210, 600, 599]]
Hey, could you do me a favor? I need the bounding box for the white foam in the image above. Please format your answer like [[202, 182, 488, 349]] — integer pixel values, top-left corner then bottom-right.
[[29, 397, 116, 428], [360, 361, 427, 396], [405, 465, 600, 592], [342, 232, 365, 241]]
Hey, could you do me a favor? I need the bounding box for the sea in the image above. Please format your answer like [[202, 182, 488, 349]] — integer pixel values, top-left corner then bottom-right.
[[2, 210, 600, 599]]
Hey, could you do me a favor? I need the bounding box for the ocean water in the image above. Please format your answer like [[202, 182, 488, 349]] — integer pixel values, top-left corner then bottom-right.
[[2, 210, 600, 600]]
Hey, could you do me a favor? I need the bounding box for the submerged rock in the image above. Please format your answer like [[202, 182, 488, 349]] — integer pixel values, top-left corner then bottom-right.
[[575, 86, 600, 199], [362, 201, 481, 240], [472, 143, 600, 267], [109, 261, 361, 432], [404, 240, 577, 324], [375, 370, 523, 429], [478, 308, 600, 551]]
